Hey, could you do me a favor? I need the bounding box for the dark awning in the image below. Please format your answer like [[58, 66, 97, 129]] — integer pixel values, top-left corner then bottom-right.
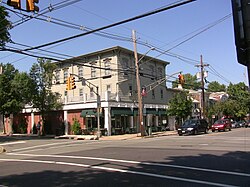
[[111, 108, 133, 117], [81, 109, 103, 117]]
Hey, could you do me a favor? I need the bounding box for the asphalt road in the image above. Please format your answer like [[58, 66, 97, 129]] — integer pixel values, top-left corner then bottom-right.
[[0, 128, 250, 187]]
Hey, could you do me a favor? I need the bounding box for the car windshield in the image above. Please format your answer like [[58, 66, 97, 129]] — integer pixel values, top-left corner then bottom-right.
[[214, 120, 226, 124], [182, 120, 196, 127]]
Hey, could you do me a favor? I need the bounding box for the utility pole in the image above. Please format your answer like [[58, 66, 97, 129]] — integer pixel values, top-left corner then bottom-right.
[[132, 30, 145, 137], [195, 55, 209, 118]]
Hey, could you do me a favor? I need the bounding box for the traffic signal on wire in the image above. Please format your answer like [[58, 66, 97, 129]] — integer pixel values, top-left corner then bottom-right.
[[66, 77, 71, 90], [7, 0, 21, 9], [26, 0, 39, 12], [178, 73, 185, 86], [70, 76, 76, 90]]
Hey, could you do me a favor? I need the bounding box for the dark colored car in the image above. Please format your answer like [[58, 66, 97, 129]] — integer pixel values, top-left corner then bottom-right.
[[245, 120, 250, 128], [178, 119, 209, 136], [211, 119, 232, 132]]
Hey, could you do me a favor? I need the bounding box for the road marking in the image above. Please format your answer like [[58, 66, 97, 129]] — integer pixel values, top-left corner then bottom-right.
[[11, 141, 83, 152], [7, 153, 250, 177], [0, 158, 238, 187], [0, 141, 26, 146]]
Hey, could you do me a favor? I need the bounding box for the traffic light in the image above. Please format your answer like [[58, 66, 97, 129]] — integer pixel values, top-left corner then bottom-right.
[[231, 0, 250, 66], [7, 0, 21, 9], [178, 73, 185, 86], [70, 76, 76, 90], [66, 77, 71, 90], [26, 0, 39, 12]]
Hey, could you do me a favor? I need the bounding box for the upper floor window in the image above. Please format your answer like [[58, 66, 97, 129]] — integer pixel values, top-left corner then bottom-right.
[[152, 90, 155, 99], [160, 89, 163, 99], [149, 65, 155, 80], [78, 66, 83, 78], [106, 84, 111, 92], [122, 57, 129, 77], [55, 71, 60, 84], [63, 69, 68, 83], [79, 88, 84, 97], [91, 67, 96, 78], [90, 87, 95, 98], [104, 60, 111, 76], [158, 67, 163, 79]]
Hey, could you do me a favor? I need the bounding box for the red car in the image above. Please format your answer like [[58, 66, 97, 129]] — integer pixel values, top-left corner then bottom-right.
[[212, 119, 232, 132]]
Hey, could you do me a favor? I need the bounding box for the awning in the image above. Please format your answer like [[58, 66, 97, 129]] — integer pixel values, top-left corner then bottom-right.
[[111, 108, 133, 117], [81, 109, 103, 117]]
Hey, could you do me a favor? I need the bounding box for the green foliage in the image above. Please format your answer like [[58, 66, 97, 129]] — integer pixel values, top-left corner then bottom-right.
[[172, 73, 201, 90], [72, 118, 81, 135], [207, 82, 250, 119], [167, 92, 193, 125], [29, 58, 62, 121], [0, 6, 11, 47], [0, 63, 33, 115], [207, 81, 226, 92]]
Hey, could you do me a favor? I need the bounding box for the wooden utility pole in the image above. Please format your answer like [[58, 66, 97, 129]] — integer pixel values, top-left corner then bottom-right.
[[132, 30, 145, 137], [195, 55, 209, 118]]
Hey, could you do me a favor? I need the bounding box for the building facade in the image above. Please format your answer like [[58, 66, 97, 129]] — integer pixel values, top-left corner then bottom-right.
[[11, 46, 178, 136]]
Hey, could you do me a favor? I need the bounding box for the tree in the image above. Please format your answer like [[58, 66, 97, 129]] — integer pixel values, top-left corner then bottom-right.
[[29, 58, 62, 134], [172, 73, 201, 90], [227, 82, 250, 118], [0, 6, 11, 47], [207, 81, 226, 92], [207, 82, 250, 120], [167, 91, 193, 128], [0, 63, 35, 134]]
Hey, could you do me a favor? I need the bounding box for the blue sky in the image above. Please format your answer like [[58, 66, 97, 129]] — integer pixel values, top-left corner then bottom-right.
[[1, 0, 248, 87]]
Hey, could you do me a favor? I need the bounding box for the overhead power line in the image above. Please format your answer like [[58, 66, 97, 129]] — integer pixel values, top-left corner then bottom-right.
[[22, 0, 196, 51]]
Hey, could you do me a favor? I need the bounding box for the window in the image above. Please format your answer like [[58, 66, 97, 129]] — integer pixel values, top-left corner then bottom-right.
[[90, 87, 95, 98], [55, 71, 60, 84], [63, 69, 68, 82], [79, 88, 83, 97], [78, 66, 83, 77], [122, 57, 129, 76], [104, 60, 111, 75], [129, 85, 133, 96], [158, 67, 163, 79], [152, 90, 155, 99], [106, 84, 111, 92], [91, 67, 96, 78], [149, 65, 155, 80], [160, 89, 163, 99]]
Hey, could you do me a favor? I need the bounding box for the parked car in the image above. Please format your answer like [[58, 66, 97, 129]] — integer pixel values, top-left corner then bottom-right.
[[178, 119, 209, 136], [245, 120, 250, 128], [211, 119, 232, 132], [237, 120, 245, 128], [231, 121, 240, 128]]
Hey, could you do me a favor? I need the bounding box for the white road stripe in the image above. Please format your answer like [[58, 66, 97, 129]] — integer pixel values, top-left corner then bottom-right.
[[0, 141, 26, 146], [11, 141, 83, 152], [7, 153, 250, 177], [0, 158, 238, 187]]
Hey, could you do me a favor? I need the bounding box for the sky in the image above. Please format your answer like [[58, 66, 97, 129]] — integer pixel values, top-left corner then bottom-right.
[[1, 0, 248, 87]]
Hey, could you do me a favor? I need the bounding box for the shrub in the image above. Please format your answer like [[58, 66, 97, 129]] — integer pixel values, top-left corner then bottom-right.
[[72, 118, 81, 135]]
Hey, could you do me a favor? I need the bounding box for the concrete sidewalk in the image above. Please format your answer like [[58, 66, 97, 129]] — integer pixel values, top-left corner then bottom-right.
[[100, 130, 177, 140], [0, 131, 177, 141]]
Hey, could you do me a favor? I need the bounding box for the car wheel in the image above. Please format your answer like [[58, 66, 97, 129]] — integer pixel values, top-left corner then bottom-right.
[[229, 128, 231, 131], [193, 130, 198, 135], [212, 130, 215, 132], [204, 128, 208, 134], [179, 134, 183, 136]]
